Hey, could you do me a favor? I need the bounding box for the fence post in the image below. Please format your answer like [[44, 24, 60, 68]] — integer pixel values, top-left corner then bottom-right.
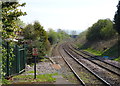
[[23, 44, 26, 70], [6, 42, 9, 77], [16, 45, 20, 73]]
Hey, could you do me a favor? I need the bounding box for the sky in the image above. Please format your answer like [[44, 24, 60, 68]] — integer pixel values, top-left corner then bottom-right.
[[19, 0, 119, 34]]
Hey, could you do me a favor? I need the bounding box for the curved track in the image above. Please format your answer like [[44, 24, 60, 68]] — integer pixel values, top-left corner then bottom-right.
[[63, 43, 120, 85], [58, 43, 111, 85], [68, 44, 120, 76], [70, 44, 120, 69]]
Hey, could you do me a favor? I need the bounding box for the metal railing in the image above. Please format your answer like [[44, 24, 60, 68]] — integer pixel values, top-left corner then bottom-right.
[[2, 42, 27, 78]]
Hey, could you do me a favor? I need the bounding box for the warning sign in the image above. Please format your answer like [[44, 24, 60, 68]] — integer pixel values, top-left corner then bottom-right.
[[32, 48, 38, 56]]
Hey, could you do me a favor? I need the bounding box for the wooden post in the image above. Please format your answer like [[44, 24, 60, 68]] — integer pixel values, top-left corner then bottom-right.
[[32, 48, 38, 79]]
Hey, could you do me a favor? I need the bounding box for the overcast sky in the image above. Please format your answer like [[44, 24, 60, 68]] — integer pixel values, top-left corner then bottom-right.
[[19, 0, 119, 34]]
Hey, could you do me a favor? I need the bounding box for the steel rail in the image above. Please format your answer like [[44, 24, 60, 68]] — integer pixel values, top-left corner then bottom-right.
[[70, 44, 120, 69], [63, 47, 111, 86], [68, 44, 120, 76], [80, 50, 120, 69], [58, 45, 86, 86]]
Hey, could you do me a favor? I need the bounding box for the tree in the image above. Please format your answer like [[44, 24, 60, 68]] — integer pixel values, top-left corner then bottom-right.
[[114, 0, 120, 34], [100, 19, 116, 39], [23, 21, 50, 59], [86, 19, 116, 41], [15, 19, 26, 28], [86, 20, 103, 41], [33, 21, 49, 57], [23, 24, 35, 40], [114, 0, 120, 58], [48, 29, 58, 45], [2, 1, 26, 39], [47, 28, 69, 45], [57, 29, 69, 41]]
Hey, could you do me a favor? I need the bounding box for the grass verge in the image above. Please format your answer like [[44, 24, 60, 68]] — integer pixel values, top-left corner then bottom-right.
[[83, 47, 120, 62], [84, 48, 103, 56], [13, 73, 58, 82], [25, 71, 41, 73], [114, 57, 120, 62], [2, 73, 58, 84]]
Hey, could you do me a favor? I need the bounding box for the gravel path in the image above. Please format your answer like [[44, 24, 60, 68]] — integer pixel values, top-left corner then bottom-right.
[[22, 61, 57, 75], [20, 59, 76, 84]]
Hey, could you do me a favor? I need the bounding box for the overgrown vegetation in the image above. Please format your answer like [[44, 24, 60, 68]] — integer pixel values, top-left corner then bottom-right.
[[2, 78, 11, 85], [47, 28, 70, 45], [76, 18, 119, 61], [84, 43, 119, 58], [84, 48, 103, 56], [12, 73, 58, 84], [113, 0, 120, 61], [23, 24, 70, 64], [114, 57, 120, 62], [23, 21, 51, 61], [114, 0, 120, 34], [86, 19, 117, 41], [1, 73, 58, 85], [1, 0, 26, 81]]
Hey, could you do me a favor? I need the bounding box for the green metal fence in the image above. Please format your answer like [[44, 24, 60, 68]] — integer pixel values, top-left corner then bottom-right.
[[3, 42, 27, 77]]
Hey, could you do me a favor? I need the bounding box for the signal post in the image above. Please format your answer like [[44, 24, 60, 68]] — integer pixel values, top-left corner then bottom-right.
[[32, 48, 38, 79]]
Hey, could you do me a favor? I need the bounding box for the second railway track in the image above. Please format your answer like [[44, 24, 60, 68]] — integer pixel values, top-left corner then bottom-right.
[[69, 44, 120, 76], [63, 43, 120, 85], [70, 43, 120, 69], [58, 44, 111, 85]]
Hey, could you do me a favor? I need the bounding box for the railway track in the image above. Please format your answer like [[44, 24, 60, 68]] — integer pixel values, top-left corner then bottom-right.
[[50, 43, 81, 84], [64, 43, 120, 85], [68, 44, 120, 76], [59, 46, 85, 86], [58, 44, 111, 85], [70, 44, 120, 69]]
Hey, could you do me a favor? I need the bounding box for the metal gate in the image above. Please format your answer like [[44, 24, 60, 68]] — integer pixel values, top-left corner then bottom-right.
[[3, 42, 27, 77]]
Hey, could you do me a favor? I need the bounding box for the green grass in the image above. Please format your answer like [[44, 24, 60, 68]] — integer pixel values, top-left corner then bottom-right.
[[12, 73, 58, 83], [2, 78, 11, 85], [40, 58, 48, 62], [114, 56, 120, 62], [25, 71, 41, 73], [84, 48, 103, 56], [83, 45, 120, 62], [102, 44, 119, 57]]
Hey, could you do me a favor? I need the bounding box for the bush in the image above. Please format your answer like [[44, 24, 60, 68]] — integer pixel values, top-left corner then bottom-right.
[[86, 19, 117, 41]]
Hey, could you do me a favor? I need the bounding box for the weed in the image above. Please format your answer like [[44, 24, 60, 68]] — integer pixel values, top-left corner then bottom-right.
[[84, 48, 103, 56], [114, 56, 120, 62], [12, 73, 58, 84], [2, 78, 11, 85], [25, 71, 41, 73]]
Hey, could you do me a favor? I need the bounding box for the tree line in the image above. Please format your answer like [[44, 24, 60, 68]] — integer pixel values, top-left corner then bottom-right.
[[80, 0, 120, 41], [23, 22, 70, 60], [86, 19, 117, 41]]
